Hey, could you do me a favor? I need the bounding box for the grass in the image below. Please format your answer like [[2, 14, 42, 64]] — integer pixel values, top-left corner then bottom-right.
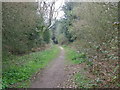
[[63, 45, 87, 64], [63, 45, 95, 88], [2, 45, 60, 88]]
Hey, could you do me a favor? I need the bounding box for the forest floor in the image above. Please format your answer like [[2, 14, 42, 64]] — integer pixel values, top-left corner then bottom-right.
[[2, 45, 97, 88], [4, 45, 118, 88]]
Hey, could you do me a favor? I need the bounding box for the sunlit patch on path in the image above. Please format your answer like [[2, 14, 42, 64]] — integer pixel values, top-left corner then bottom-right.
[[59, 46, 64, 50]]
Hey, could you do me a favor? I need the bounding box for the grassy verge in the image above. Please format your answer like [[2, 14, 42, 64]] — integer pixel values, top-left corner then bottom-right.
[[63, 45, 94, 88], [63, 45, 87, 64], [2, 45, 60, 88]]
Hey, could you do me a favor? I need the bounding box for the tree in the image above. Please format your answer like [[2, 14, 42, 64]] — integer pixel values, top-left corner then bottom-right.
[[57, 2, 118, 87], [2, 2, 38, 55]]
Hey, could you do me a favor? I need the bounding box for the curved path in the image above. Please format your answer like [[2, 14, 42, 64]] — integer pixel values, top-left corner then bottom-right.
[[31, 46, 66, 88]]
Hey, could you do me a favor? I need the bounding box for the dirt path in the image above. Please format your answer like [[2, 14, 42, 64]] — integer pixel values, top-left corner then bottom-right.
[[31, 46, 66, 88]]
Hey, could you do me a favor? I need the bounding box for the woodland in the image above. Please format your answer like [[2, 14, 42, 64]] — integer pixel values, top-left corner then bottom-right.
[[1, 1, 119, 88]]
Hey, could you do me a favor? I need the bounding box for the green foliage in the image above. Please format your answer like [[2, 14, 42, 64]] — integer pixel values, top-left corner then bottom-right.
[[2, 2, 38, 54], [52, 2, 77, 44], [64, 2, 118, 60], [62, 2, 118, 87], [57, 34, 68, 45], [43, 30, 50, 44], [2, 2, 51, 55], [2, 46, 60, 88], [64, 46, 87, 64], [64, 45, 93, 67]]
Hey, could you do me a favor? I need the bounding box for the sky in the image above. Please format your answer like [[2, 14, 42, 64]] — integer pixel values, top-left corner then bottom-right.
[[37, 0, 65, 20], [54, 0, 65, 19]]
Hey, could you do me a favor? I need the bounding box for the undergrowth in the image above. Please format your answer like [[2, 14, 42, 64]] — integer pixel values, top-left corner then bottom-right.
[[63, 45, 90, 65], [63, 45, 119, 88], [63, 45, 95, 88], [2, 45, 60, 88], [74, 72, 96, 88]]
